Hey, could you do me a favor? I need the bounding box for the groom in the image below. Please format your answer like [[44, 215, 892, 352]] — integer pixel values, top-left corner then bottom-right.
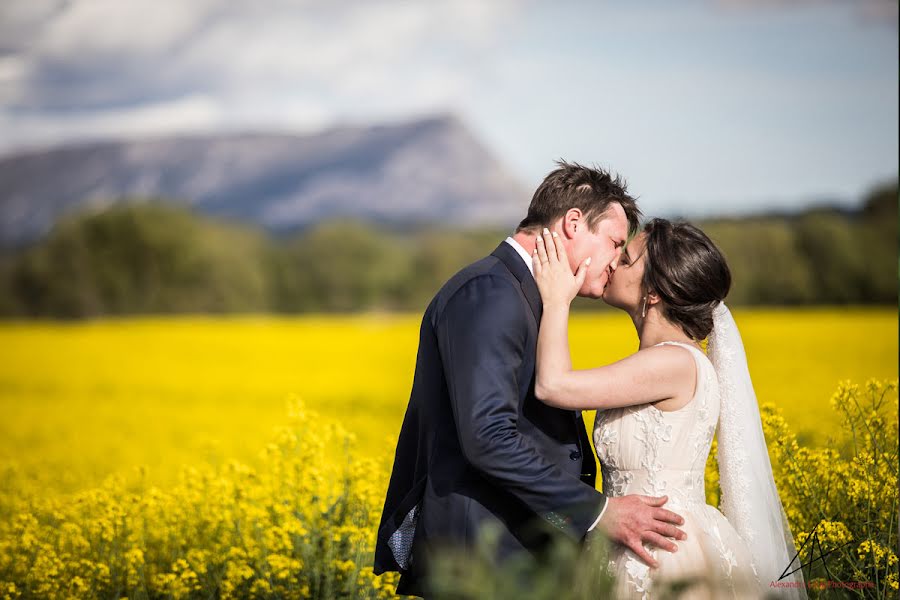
[[374, 161, 686, 597]]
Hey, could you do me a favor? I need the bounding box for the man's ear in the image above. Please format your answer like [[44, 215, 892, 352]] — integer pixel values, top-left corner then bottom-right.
[[561, 208, 583, 239]]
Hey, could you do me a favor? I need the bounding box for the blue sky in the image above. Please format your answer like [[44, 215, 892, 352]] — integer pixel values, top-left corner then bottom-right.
[[0, 0, 896, 216]]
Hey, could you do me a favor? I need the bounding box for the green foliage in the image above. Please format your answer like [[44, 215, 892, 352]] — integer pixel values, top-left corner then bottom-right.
[[426, 515, 761, 600], [794, 211, 866, 303], [270, 222, 409, 312], [1, 201, 271, 318], [0, 181, 895, 318], [702, 218, 816, 305], [427, 523, 617, 600], [858, 182, 899, 300]]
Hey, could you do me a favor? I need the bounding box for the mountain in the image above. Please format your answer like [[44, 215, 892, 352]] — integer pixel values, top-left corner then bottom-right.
[[0, 115, 530, 247]]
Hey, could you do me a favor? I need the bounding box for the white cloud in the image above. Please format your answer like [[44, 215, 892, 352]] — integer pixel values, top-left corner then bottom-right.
[[0, 94, 223, 150], [0, 0, 520, 151]]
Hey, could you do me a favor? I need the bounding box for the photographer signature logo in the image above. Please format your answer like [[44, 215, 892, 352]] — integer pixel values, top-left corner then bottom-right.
[[773, 518, 873, 590], [779, 519, 852, 581]]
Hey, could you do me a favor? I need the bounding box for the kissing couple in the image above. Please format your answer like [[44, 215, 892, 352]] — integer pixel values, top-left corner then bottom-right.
[[374, 161, 807, 599]]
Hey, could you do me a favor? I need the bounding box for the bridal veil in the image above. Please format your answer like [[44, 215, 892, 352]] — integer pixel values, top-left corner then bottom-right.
[[708, 302, 808, 599]]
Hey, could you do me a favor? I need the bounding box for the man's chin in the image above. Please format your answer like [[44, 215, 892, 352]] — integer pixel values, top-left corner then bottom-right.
[[578, 284, 607, 300]]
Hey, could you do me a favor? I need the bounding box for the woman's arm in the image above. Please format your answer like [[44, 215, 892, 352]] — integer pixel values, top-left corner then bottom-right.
[[531, 229, 693, 410], [536, 316, 692, 410]]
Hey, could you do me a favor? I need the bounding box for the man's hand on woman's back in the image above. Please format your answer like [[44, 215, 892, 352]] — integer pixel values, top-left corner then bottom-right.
[[592, 494, 687, 568]]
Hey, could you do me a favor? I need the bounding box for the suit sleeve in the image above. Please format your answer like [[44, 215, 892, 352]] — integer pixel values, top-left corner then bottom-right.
[[436, 274, 606, 538]]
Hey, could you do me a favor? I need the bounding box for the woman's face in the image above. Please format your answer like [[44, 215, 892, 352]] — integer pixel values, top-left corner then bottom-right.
[[602, 231, 648, 312]]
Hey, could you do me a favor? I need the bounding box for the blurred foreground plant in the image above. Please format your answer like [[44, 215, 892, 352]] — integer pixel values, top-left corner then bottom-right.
[[426, 513, 760, 600], [427, 522, 616, 600]]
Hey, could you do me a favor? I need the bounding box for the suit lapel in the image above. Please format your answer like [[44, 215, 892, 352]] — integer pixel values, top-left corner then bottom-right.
[[491, 241, 593, 469], [490, 242, 542, 324]]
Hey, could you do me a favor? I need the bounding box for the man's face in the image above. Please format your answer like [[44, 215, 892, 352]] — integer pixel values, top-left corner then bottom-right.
[[570, 203, 629, 299]]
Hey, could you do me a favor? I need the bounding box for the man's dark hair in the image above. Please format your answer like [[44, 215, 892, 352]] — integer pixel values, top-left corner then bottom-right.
[[516, 160, 642, 235]]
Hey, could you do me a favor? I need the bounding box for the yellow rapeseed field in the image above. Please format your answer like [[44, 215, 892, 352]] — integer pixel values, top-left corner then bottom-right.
[[0, 309, 892, 493], [0, 308, 896, 598]]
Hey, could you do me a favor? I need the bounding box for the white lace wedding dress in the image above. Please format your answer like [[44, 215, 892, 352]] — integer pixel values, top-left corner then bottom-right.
[[594, 341, 762, 599]]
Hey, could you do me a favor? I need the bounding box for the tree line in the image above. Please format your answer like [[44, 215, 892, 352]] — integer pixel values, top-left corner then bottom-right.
[[0, 181, 895, 318]]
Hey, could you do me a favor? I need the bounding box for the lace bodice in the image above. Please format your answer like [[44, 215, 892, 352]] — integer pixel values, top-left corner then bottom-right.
[[593, 341, 719, 510], [593, 341, 768, 598]]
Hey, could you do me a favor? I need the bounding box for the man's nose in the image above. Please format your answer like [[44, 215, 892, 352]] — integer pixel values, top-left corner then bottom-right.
[[610, 248, 624, 271]]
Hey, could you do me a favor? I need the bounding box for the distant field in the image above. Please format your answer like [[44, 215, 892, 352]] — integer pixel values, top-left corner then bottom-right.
[[0, 308, 895, 496]]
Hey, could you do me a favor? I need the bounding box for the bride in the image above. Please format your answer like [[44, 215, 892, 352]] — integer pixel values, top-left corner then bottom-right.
[[530, 220, 807, 599]]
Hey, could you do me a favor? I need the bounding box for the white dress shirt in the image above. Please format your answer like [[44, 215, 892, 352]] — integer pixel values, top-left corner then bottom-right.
[[503, 237, 608, 530]]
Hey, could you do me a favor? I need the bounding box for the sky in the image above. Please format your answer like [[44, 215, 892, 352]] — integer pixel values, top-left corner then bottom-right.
[[0, 0, 897, 217]]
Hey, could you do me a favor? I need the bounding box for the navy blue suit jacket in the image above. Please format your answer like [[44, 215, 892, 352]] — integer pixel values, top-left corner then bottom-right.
[[374, 242, 606, 596]]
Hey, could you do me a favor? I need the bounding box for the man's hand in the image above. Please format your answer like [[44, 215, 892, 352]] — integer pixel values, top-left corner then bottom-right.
[[593, 495, 687, 568]]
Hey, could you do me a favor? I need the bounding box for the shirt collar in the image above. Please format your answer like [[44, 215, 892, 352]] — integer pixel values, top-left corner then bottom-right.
[[504, 236, 534, 276]]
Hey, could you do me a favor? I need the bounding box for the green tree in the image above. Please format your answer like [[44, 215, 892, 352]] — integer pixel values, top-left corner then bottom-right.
[[702, 219, 815, 305], [7, 201, 271, 318], [271, 221, 413, 312], [794, 210, 867, 304], [857, 181, 898, 302]]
